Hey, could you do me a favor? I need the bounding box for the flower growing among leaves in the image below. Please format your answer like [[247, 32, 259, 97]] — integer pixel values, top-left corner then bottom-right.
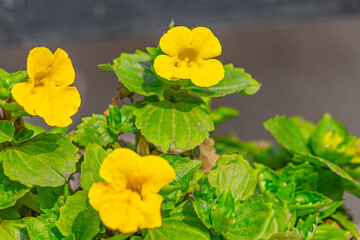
[[88, 148, 175, 233], [11, 47, 81, 127], [154, 26, 225, 87]]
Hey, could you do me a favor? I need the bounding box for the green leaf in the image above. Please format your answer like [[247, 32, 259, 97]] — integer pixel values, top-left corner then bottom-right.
[[290, 116, 315, 142], [264, 115, 310, 155], [159, 155, 202, 207], [0, 70, 27, 100], [0, 133, 78, 187], [0, 163, 30, 209], [331, 211, 359, 238], [36, 185, 69, 218], [25, 216, 64, 240], [0, 207, 21, 220], [313, 223, 350, 240], [13, 129, 34, 144], [49, 127, 68, 135], [208, 154, 258, 201], [310, 114, 352, 164], [73, 114, 116, 148], [97, 64, 114, 71], [214, 135, 260, 156], [262, 193, 295, 239], [118, 104, 140, 133], [0, 68, 8, 77], [107, 233, 134, 240], [80, 143, 112, 190], [4, 70, 28, 87], [316, 169, 344, 200], [113, 52, 169, 96], [56, 191, 100, 240], [293, 154, 360, 197], [108, 105, 122, 134], [0, 121, 14, 143], [290, 191, 332, 216], [280, 162, 318, 192], [255, 163, 295, 202], [144, 218, 210, 240], [0, 219, 29, 239], [135, 101, 214, 153], [210, 107, 238, 127], [296, 213, 319, 239], [268, 231, 303, 240], [254, 146, 291, 170], [223, 195, 275, 240]]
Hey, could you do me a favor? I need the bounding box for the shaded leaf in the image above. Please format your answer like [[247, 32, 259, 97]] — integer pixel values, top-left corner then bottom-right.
[[0, 163, 30, 209], [210, 107, 238, 127], [1, 133, 78, 187], [73, 114, 116, 148], [0, 121, 14, 143], [81, 143, 112, 190], [56, 191, 100, 240]]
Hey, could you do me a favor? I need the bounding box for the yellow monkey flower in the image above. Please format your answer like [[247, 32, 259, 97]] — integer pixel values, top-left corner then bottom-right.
[[154, 26, 225, 87], [11, 47, 81, 127], [88, 148, 175, 233]]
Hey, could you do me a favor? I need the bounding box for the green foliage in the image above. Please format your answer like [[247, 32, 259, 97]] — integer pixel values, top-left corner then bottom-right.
[[0, 164, 30, 209], [160, 155, 202, 209], [73, 114, 116, 148], [0, 120, 15, 143], [25, 216, 64, 240], [56, 190, 100, 240], [135, 101, 214, 153], [0, 133, 78, 187], [0, 219, 29, 239], [80, 143, 112, 190], [312, 223, 350, 240], [208, 154, 258, 201], [264, 115, 310, 155], [210, 107, 238, 127]]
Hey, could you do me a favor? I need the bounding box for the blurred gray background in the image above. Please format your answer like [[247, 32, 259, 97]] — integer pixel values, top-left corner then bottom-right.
[[1, 0, 360, 225]]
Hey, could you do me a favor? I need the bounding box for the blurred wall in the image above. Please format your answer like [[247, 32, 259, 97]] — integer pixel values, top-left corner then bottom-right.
[[2, 16, 360, 140]]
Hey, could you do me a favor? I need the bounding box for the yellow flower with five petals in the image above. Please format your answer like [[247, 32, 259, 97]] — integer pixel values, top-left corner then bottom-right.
[[88, 148, 175, 233], [154, 26, 225, 87], [11, 47, 81, 127]]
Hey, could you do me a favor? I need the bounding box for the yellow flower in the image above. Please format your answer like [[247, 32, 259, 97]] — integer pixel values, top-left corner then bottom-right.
[[154, 26, 225, 87], [88, 148, 175, 233], [11, 47, 81, 127]]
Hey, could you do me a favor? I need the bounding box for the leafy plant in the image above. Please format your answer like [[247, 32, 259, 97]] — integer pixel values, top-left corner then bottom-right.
[[0, 25, 358, 240]]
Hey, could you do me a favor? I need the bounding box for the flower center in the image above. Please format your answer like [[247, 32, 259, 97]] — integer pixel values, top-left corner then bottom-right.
[[177, 48, 198, 66], [34, 65, 53, 86]]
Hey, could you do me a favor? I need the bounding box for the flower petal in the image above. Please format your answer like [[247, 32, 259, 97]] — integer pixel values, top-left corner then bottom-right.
[[190, 59, 225, 87], [173, 62, 192, 79], [191, 27, 222, 59], [34, 86, 81, 127], [159, 26, 192, 56], [11, 82, 45, 115], [139, 155, 175, 194], [139, 192, 163, 229], [99, 148, 140, 189], [154, 55, 178, 80], [88, 182, 120, 211], [52, 48, 75, 86], [98, 190, 143, 233], [27, 47, 54, 83]]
